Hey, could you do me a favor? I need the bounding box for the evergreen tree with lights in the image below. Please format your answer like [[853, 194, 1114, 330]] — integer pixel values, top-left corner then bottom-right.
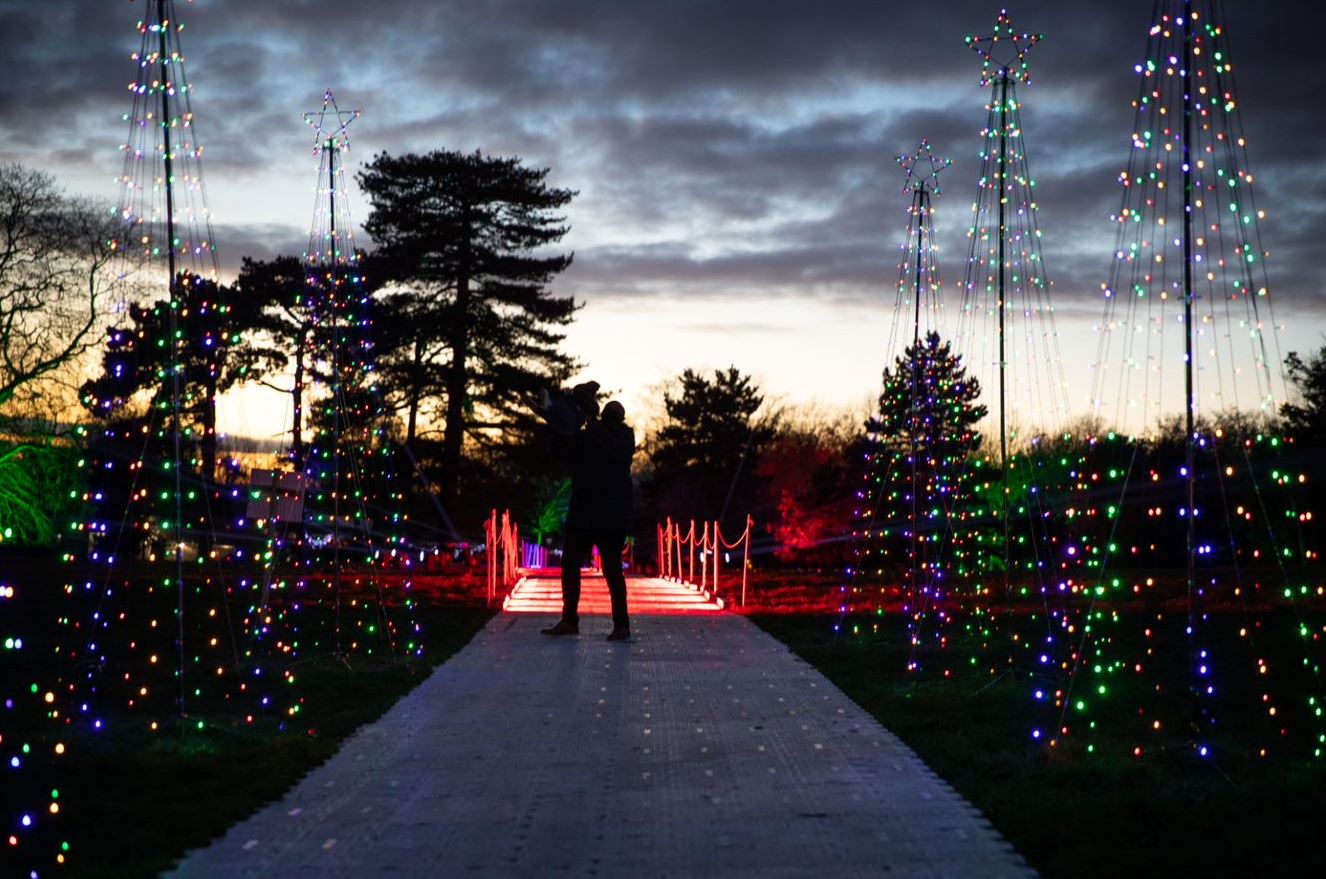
[[80, 271, 274, 554], [849, 332, 986, 656], [869, 333, 986, 553]]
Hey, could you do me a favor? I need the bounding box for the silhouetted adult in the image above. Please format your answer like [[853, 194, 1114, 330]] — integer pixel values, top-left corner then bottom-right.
[[540, 392, 635, 640]]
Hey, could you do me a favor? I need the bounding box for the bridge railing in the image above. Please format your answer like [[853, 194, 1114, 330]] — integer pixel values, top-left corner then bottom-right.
[[484, 509, 522, 606], [656, 515, 753, 607], [522, 541, 549, 569]]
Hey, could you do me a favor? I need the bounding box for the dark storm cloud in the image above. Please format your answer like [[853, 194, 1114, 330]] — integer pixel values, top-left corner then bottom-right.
[[0, 3, 126, 140], [418, 0, 1126, 101], [0, 0, 1323, 320], [575, 111, 888, 224]]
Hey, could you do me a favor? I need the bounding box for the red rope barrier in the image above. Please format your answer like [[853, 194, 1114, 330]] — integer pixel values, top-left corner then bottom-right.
[[655, 514, 754, 607]]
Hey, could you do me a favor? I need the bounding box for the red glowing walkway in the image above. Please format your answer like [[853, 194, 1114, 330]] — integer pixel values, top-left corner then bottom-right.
[[502, 572, 726, 615]]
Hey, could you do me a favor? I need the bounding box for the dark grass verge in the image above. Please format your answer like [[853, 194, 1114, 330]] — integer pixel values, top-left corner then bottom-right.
[[751, 614, 1326, 879], [46, 604, 493, 879]]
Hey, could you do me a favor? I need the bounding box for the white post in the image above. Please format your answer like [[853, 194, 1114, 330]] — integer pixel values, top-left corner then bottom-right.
[[688, 519, 696, 583], [700, 522, 709, 591], [712, 520, 720, 598], [740, 515, 753, 608], [486, 509, 497, 605]]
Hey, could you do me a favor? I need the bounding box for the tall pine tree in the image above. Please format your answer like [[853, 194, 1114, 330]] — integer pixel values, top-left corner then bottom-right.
[[358, 149, 578, 514]]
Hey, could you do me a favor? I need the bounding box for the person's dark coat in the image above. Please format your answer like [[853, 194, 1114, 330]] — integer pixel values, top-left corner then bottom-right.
[[556, 417, 635, 534]]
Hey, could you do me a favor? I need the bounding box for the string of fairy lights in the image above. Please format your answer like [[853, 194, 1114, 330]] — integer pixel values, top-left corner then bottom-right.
[[844, 1, 1322, 766], [112, 1, 219, 278], [5, 1, 1324, 875], [1045, 0, 1322, 761], [959, 8, 1070, 440], [955, 8, 1075, 689], [7, 5, 416, 875], [265, 87, 421, 663]]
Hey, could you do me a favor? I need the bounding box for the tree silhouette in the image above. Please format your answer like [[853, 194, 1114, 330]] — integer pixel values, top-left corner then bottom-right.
[[80, 271, 277, 549], [645, 366, 774, 531], [232, 255, 315, 467], [0, 163, 119, 410], [1283, 344, 1326, 445], [370, 283, 451, 447], [358, 149, 579, 513]]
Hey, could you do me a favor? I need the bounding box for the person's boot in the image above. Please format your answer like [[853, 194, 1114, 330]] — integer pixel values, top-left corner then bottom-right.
[[606, 626, 630, 642], [541, 618, 579, 636]]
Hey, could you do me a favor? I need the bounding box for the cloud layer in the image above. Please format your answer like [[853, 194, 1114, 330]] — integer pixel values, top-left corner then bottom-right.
[[1, 0, 1322, 423]]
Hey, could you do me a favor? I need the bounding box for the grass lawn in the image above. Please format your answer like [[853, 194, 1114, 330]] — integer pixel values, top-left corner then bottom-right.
[[751, 613, 1326, 879], [12, 598, 492, 879]]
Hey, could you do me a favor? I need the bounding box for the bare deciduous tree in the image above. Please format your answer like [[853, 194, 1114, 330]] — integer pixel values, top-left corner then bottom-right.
[[0, 162, 118, 410]]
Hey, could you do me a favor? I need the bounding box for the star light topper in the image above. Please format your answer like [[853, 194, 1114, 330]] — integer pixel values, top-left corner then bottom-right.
[[303, 89, 361, 155], [896, 137, 953, 197], [965, 8, 1043, 86]]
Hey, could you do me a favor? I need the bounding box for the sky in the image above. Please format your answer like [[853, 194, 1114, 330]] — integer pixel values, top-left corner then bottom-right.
[[1, 0, 1323, 441]]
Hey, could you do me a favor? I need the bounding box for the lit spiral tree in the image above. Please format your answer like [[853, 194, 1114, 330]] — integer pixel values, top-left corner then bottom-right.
[[896, 139, 955, 639], [59, 0, 289, 748], [278, 91, 418, 663], [1046, 0, 1324, 761], [956, 9, 1080, 681]]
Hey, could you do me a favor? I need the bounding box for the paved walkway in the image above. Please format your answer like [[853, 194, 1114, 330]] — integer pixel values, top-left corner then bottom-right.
[[167, 599, 1034, 878]]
